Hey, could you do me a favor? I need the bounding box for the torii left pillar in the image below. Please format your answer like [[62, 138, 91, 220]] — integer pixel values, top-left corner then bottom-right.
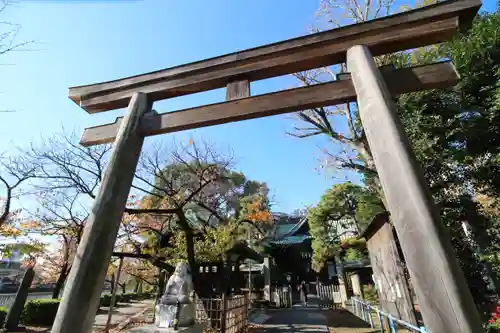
[[51, 92, 152, 333]]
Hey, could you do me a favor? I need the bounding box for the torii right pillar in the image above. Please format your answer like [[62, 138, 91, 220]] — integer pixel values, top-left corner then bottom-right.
[[346, 45, 484, 333]]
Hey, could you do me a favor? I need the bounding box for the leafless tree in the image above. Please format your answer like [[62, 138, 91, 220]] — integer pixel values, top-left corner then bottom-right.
[[289, 0, 435, 197], [1, 0, 35, 113], [0, 0, 33, 57], [28, 189, 88, 298], [22, 132, 136, 297], [128, 140, 236, 274], [27, 131, 112, 199], [25, 133, 265, 297], [0, 152, 38, 227]]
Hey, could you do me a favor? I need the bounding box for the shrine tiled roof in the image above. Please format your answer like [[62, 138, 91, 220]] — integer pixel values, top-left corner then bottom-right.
[[273, 223, 297, 238], [270, 235, 312, 245], [263, 215, 310, 246]]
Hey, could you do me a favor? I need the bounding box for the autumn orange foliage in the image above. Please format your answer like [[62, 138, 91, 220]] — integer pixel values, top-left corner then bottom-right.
[[243, 196, 272, 223]]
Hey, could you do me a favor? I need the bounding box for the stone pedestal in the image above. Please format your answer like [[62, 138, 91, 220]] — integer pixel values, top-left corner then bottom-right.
[[155, 303, 196, 328], [129, 323, 205, 333]]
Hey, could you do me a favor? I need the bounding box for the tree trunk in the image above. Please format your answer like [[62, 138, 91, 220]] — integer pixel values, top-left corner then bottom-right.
[[109, 274, 115, 295], [52, 265, 70, 299], [138, 280, 143, 293], [0, 188, 12, 228], [185, 229, 196, 273], [134, 278, 140, 292], [178, 212, 197, 286], [156, 269, 166, 304], [121, 283, 126, 294]]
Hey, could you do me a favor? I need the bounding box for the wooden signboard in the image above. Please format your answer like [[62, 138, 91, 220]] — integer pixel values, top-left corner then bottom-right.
[[364, 213, 417, 325]]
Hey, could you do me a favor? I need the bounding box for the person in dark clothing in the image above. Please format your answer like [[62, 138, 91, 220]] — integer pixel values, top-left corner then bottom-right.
[[298, 280, 308, 305]]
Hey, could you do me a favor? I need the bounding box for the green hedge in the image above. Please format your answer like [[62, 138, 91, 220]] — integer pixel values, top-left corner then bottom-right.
[[98, 291, 154, 307], [19, 291, 155, 327], [0, 306, 8, 327], [99, 291, 154, 306], [121, 293, 135, 302], [23, 299, 60, 326]]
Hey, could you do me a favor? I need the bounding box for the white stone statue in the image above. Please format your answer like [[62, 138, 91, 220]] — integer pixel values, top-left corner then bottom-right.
[[155, 262, 196, 329]]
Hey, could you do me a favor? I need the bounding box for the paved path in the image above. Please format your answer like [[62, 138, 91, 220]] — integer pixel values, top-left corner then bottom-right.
[[252, 307, 329, 333], [249, 296, 379, 333], [93, 300, 153, 330]]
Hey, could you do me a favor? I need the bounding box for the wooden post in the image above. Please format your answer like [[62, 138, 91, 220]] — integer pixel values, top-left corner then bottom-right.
[[288, 284, 292, 308], [221, 293, 227, 333], [225, 80, 250, 101], [105, 257, 124, 333], [346, 45, 483, 333], [263, 257, 271, 302], [335, 255, 348, 307], [51, 92, 151, 333], [4, 266, 34, 331]]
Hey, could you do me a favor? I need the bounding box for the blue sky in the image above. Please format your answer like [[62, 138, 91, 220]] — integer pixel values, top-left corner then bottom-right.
[[0, 0, 497, 214]]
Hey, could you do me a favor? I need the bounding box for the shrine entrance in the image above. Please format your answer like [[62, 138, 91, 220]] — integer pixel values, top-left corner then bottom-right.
[[51, 1, 484, 333]]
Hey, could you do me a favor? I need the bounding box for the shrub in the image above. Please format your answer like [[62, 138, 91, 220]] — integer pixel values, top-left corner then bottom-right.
[[23, 299, 60, 326], [0, 306, 8, 327], [100, 294, 115, 307], [362, 284, 379, 304], [487, 306, 500, 332], [123, 293, 136, 302], [140, 292, 153, 299], [120, 294, 131, 302]]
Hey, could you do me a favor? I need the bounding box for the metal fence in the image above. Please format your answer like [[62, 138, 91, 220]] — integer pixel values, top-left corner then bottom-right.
[[316, 283, 343, 308], [195, 294, 249, 333], [350, 297, 427, 333]]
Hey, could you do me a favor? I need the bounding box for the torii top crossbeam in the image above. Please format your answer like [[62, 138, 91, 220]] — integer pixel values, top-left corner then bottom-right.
[[75, 0, 479, 147], [69, 0, 479, 115]]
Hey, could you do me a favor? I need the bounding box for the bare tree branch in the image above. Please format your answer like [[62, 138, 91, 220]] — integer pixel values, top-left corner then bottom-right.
[[0, 153, 38, 227], [26, 131, 110, 199]]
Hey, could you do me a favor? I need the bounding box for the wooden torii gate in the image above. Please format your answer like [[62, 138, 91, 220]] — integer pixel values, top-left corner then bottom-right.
[[51, 1, 484, 333]]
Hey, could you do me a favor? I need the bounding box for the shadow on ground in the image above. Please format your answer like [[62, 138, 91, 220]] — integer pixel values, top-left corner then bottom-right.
[[250, 307, 380, 333], [252, 308, 330, 333], [326, 309, 372, 328]]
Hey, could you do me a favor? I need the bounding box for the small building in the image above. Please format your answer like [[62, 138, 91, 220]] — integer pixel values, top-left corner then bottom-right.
[[259, 214, 327, 285], [260, 213, 372, 288]]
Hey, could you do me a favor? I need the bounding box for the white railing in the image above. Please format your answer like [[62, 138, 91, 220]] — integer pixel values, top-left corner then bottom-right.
[[350, 297, 427, 333]]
